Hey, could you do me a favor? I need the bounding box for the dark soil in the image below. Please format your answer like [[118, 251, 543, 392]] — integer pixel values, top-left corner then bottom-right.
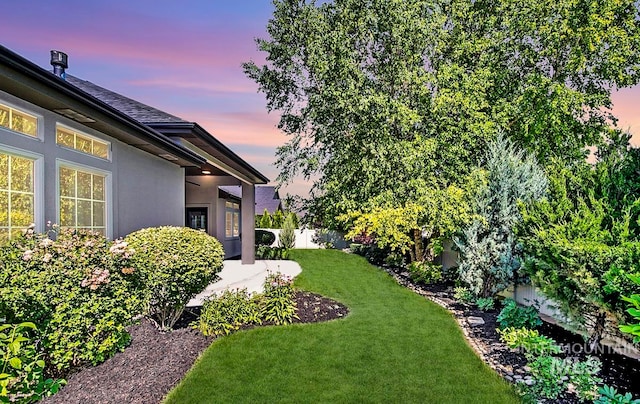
[[43, 291, 349, 404], [384, 266, 640, 403]]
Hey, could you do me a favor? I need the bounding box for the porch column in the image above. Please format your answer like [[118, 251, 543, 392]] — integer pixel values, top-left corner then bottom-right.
[[241, 183, 256, 264]]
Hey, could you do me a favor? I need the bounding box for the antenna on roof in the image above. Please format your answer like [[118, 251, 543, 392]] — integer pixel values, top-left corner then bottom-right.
[[50, 50, 68, 80]]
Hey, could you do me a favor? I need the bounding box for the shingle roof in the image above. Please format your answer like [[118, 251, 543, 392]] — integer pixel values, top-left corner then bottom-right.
[[255, 186, 282, 214], [66, 75, 187, 124], [219, 185, 282, 214], [219, 185, 242, 199]]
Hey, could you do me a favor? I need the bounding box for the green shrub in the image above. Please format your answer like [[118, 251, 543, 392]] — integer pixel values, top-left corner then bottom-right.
[[262, 272, 298, 325], [518, 159, 640, 347], [524, 355, 569, 400], [255, 230, 276, 247], [278, 214, 296, 249], [256, 246, 289, 260], [0, 227, 144, 374], [125, 226, 224, 330], [517, 355, 601, 402], [499, 325, 601, 402], [568, 356, 602, 401], [196, 272, 298, 335], [620, 274, 640, 343], [595, 385, 640, 404], [384, 252, 405, 268], [475, 297, 495, 311], [453, 286, 475, 303], [498, 327, 561, 357], [0, 322, 65, 402], [497, 299, 541, 329], [407, 261, 442, 285], [197, 289, 262, 337]]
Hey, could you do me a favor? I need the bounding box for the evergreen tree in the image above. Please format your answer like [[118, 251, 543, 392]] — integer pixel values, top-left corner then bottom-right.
[[279, 213, 297, 249], [258, 209, 273, 229], [271, 209, 285, 229], [456, 135, 547, 298]]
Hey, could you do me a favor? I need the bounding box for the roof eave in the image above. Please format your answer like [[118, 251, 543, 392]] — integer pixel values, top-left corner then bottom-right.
[[0, 45, 206, 167], [148, 122, 269, 184]]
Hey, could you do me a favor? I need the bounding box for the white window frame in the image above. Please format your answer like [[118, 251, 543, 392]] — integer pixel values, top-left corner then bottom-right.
[[0, 100, 43, 140], [225, 200, 241, 239], [0, 144, 44, 236], [56, 159, 112, 239], [55, 123, 111, 161]]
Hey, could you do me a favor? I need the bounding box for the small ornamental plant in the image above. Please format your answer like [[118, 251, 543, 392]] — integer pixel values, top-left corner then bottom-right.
[[198, 289, 262, 337], [496, 299, 542, 329], [196, 272, 299, 336], [407, 261, 442, 285], [262, 272, 298, 325]]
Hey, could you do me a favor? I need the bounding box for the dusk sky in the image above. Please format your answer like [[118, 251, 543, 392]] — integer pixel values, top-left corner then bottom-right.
[[1, 0, 639, 198]]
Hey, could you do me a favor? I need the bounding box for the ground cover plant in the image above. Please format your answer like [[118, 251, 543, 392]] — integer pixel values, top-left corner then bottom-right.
[[196, 272, 298, 336], [166, 250, 518, 403]]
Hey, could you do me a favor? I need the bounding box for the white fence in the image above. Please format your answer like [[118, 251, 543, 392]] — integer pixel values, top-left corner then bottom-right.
[[500, 283, 640, 359], [256, 228, 347, 249]]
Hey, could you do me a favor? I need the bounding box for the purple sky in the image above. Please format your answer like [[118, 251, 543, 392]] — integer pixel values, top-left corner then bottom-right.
[[1, 0, 639, 198]]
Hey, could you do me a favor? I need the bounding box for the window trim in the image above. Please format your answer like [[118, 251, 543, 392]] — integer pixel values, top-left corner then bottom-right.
[[0, 144, 44, 236], [0, 100, 43, 140], [55, 159, 112, 239], [224, 200, 241, 239], [55, 123, 111, 161]]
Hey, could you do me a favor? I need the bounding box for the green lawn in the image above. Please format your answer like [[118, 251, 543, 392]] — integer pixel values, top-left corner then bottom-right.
[[165, 250, 519, 403]]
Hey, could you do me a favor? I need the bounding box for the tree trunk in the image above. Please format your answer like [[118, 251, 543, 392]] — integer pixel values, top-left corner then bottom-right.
[[413, 229, 424, 262], [587, 312, 607, 353]]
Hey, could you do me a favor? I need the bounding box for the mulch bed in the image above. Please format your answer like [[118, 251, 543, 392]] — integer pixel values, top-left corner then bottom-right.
[[43, 264, 640, 404], [43, 291, 349, 404], [383, 265, 640, 403]]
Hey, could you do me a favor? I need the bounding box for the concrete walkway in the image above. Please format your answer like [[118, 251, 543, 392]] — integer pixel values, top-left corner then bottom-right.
[[187, 260, 302, 307]]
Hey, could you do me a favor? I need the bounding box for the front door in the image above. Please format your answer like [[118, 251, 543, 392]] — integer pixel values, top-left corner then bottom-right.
[[186, 207, 207, 231]]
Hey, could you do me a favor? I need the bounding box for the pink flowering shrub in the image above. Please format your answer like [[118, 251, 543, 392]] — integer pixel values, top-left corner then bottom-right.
[[0, 225, 145, 375]]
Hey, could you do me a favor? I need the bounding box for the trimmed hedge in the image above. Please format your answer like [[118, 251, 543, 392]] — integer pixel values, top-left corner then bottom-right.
[[125, 226, 224, 329]]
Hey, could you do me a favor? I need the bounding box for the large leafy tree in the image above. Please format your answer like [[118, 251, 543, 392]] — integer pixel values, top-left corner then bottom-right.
[[245, 0, 640, 228]]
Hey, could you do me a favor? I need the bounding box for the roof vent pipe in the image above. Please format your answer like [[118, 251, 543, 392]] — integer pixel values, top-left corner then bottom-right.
[[50, 50, 68, 80]]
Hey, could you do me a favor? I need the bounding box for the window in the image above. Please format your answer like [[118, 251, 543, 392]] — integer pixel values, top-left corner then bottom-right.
[[0, 103, 38, 137], [225, 201, 240, 238], [59, 165, 106, 234], [0, 152, 35, 241], [56, 126, 109, 159]]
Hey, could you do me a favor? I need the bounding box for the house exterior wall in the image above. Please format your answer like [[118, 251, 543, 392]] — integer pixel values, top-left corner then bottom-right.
[[1, 89, 185, 239], [114, 145, 185, 237], [185, 174, 242, 258]]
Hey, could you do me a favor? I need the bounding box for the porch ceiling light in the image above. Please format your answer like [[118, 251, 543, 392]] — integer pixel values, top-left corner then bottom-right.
[[159, 153, 179, 161], [201, 170, 212, 175]]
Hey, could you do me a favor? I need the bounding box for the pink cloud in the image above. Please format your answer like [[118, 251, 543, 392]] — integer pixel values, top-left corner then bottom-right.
[[202, 117, 286, 148], [1, 6, 263, 72], [611, 87, 640, 145], [126, 77, 258, 95]]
